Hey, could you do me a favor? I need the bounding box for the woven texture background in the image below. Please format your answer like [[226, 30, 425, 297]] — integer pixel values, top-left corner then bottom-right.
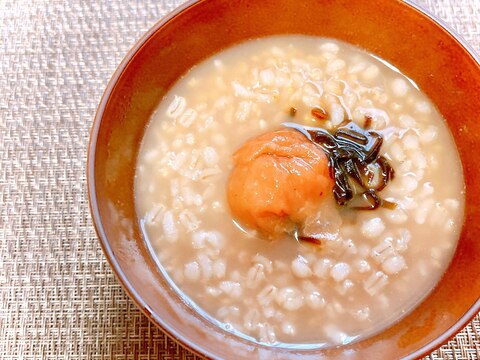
[[0, 0, 479, 359]]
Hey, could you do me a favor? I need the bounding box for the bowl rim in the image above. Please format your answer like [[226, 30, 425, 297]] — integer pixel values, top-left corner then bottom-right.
[[87, 2, 216, 357], [87, 0, 480, 358], [397, 2, 480, 358]]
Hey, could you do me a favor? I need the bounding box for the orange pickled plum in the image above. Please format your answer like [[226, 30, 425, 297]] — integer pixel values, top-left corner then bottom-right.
[[227, 129, 333, 237]]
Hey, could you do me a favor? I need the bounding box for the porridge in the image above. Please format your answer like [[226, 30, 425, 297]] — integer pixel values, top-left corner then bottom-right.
[[135, 35, 464, 346]]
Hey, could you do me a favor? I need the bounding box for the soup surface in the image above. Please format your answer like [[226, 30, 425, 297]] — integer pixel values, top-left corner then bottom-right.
[[135, 35, 464, 346]]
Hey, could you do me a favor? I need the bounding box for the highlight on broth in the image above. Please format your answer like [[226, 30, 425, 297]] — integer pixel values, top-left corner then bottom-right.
[[135, 35, 464, 347]]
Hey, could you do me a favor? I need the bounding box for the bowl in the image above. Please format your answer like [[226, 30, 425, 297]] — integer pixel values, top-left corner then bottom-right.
[[88, 0, 480, 358]]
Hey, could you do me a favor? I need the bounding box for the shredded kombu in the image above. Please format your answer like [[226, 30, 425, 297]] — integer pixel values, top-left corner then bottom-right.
[[283, 115, 396, 211]]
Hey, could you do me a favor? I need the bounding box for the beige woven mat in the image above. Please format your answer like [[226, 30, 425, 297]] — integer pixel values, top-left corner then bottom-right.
[[0, 0, 479, 359]]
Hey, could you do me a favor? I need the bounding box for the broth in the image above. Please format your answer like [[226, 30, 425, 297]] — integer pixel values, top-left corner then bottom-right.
[[135, 35, 464, 346]]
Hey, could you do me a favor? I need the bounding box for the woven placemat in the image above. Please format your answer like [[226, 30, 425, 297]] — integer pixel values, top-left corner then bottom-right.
[[0, 0, 479, 359]]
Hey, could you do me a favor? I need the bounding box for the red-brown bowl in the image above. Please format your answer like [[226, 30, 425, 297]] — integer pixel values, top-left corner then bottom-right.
[[88, 0, 480, 358]]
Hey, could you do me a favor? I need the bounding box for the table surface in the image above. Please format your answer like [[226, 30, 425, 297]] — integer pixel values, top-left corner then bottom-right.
[[1, 0, 479, 359]]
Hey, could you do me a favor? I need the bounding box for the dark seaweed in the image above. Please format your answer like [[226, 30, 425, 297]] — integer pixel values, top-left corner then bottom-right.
[[283, 119, 396, 210], [311, 107, 328, 121], [364, 115, 373, 129], [297, 235, 322, 245]]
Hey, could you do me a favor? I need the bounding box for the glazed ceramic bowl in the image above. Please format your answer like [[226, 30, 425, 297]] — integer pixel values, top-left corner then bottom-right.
[[88, 0, 480, 358]]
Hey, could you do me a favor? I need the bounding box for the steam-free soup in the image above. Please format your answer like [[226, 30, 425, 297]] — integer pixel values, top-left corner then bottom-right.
[[135, 35, 464, 346]]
